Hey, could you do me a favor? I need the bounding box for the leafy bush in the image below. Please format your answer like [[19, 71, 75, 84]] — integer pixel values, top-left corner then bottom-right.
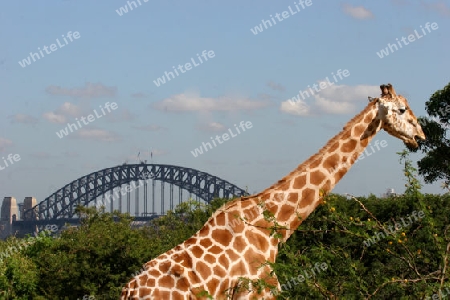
[[0, 159, 448, 299]]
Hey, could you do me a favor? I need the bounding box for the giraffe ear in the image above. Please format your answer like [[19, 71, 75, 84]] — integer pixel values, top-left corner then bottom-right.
[[368, 96, 376, 102], [360, 118, 381, 140]]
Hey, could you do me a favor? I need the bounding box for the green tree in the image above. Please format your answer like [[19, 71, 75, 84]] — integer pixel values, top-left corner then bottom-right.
[[411, 82, 450, 186], [28, 206, 156, 300]]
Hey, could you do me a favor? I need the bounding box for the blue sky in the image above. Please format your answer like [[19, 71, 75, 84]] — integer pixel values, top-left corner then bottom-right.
[[1, 0, 449, 211]]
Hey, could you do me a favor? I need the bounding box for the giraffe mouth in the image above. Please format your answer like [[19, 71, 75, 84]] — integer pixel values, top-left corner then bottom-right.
[[404, 139, 419, 148], [405, 134, 425, 149]]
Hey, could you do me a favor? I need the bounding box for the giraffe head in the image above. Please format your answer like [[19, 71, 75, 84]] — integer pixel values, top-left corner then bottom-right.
[[363, 83, 425, 148]]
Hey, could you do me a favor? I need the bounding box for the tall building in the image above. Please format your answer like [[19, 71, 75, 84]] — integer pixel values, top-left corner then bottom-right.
[[0, 197, 19, 239]]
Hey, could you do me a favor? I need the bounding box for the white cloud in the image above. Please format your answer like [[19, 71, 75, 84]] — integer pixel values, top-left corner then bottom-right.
[[317, 83, 379, 103], [314, 96, 356, 115], [8, 114, 38, 125], [30, 152, 57, 159], [197, 122, 226, 132], [391, 0, 410, 5], [43, 102, 83, 124], [56, 102, 81, 117], [266, 81, 285, 92], [132, 124, 166, 131], [45, 82, 117, 98], [123, 149, 168, 162], [280, 84, 379, 116], [105, 108, 135, 123], [0, 137, 13, 152], [73, 128, 120, 142], [153, 92, 269, 112], [342, 4, 374, 20], [42, 111, 66, 124], [131, 92, 149, 98], [149, 149, 167, 156], [280, 99, 311, 116], [63, 151, 79, 158], [421, 1, 450, 17]]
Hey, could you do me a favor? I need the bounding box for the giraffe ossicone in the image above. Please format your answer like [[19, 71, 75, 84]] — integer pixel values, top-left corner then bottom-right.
[[121, 83, 425, 299]]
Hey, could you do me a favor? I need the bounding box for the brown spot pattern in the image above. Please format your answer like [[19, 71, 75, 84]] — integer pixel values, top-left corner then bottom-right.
[[207, 278, 220, 296], [244, 248, 265, 275], [196, 261, 211, 280], [278, 181, 291, 191], [233, 235, 247, 252], [218, 279, 230, 297], [187, 270, 201, 284], [329, 141, 339, 152], [241, 200, 253, 209], [342, 130, 351, 140], [213, 265, 227, 277], [146, 278, 155, 286], [211, 229, 233, 247], [204, 254, 216, 264], [208, 245, 224, 255], [226, 249, 240, 261], [309, 159, 321, 168], [354, 124, 365, 136], [171, 264, 184, 277], [341, 139, 357, 153], [243, 208, 257, 220], [180, 252, 193, 269], [310, 170, 326, 185], [198, 225, 210, 237], [300, 188, 315, 208], [148, 269, 161, 277], [334, 169, 347, 182], [230, 260, 247, 276], [245, 231, 269, 253], [159, 261, 171, 273], [278, 204, 294, 222], [139, 275, 148, 286], [199, 238, 213, 249], [172, 291, 184, 300], [184, 237, 197, 246], [287, 193, 299, 203], [176, 277, 189, 290], [218, 254, 229, 269], [191, 245, 204, 258], [323, 154, 339, 171], [152, 289, 170, 298], [158, 275, 174, 287], [293, 175, 307, 189], [216, 212, 226, 226]]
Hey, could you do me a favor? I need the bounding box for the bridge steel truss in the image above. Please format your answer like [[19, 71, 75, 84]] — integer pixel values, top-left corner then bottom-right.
[[22, 164, 249, 222]]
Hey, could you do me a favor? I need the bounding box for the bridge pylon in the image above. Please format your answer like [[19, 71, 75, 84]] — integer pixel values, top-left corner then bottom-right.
[[0, 197, 19, 239]]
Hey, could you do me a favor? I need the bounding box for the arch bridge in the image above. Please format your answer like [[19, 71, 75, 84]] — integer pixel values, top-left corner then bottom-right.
[[15, 164, 249, 231]]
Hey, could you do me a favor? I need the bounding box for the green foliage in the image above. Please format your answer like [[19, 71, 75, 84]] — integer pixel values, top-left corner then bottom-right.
[[411, 82, 450, 186], [398, 149, 423, 198], [0, 252, 39, 300], [0, 199, 227, 300], [0, 181, 449, 299], [274, 191, 450, 299]]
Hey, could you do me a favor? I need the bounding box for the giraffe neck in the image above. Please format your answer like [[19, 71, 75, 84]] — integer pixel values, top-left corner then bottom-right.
[[252, 100, 381, 241]]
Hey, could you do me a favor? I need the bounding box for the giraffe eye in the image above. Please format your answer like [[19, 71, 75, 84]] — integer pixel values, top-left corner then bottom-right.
[[398, 107, 407, 114]]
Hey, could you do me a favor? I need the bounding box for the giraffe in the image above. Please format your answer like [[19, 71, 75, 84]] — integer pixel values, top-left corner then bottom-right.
[[121, 83, 426, 299]]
